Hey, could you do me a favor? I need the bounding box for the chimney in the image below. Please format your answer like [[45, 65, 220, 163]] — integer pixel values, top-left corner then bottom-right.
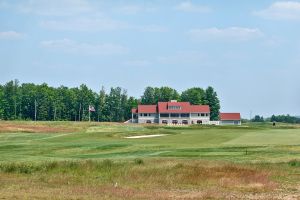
[[170, 100, 177, 102]]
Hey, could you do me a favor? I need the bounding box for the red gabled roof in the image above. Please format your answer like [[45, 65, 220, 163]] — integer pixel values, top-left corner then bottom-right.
[[131, 108, 137, 113], [158, 102, 210, 113], [137, 105, 157, 113], [158, 102, 190, 113], [132, 101, 211, 114], [220, 113, 241, 121], [190, 105, 210, 113]]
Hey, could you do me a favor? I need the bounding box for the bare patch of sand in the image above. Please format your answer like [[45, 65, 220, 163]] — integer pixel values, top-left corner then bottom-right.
[[124, 134, 167, 139]]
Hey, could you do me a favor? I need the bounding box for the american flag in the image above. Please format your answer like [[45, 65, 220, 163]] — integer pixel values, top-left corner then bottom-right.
[[89, 105, 95, 112]]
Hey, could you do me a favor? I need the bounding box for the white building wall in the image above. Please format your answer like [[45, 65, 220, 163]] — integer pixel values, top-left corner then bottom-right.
[[137, 113, 158, 123], [220, 120, 241, 125], [190, 113, 210, 124], [158, 113, 210, 124]]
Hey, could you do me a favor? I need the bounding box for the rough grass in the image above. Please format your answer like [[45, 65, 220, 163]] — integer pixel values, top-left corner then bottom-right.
[[0, 121, 86, 133], [1, 159, 299, 199]]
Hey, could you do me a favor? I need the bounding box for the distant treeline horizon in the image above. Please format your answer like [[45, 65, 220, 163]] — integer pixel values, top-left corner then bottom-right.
[[0, 80, 220, 122], [249, 114, 300, 124]]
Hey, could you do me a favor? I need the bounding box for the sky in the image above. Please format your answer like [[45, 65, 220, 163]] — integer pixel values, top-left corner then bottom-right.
[[0, 0, 299, 118]]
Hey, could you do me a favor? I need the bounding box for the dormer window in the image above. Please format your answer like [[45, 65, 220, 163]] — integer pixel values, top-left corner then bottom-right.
[[168, 106, 181, 110]]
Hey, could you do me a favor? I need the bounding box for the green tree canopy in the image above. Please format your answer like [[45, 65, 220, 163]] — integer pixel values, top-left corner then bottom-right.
[[141, 87, 156, 104], [181, 87, 205, 105], [204, 86, 220, 121], [0, 80, 223, 122]]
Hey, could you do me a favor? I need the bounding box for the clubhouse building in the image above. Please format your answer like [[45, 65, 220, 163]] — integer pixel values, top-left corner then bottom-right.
[[131, 100, 241, 125]]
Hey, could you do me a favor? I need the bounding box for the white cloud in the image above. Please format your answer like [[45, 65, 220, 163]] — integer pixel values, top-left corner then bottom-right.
[[254, 1, 300, 20], [174, 1, 211, 13], [41, 17, 167, 33], [188, 27, 264, 41], [40, 17, 128, 31], [17, 0, 92, 16], [0, 31, 24, 40], [41, 39, 129, 55]]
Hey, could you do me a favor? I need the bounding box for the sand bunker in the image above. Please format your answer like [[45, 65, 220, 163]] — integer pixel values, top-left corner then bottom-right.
[[125, 134, 167, 139]]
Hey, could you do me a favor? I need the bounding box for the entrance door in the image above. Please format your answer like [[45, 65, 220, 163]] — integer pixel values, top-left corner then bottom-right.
[[182, 120, 188, 125], [172, 120, 178, 124], [162, 120, 168, 124], [197, 120, 202, 124]]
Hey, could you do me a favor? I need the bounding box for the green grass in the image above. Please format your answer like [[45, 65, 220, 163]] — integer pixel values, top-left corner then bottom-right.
[[0, 122, 299, 163], [0, 121, 300, 199]]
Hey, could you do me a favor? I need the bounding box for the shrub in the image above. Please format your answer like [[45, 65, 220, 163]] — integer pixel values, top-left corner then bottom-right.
[[134, 158, 144, 165], [288, 160, 300, 167]]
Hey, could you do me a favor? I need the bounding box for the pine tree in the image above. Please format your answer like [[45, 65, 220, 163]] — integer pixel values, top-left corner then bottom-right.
[[0, 85, 5, 119], [204, 86, 220, 121], [3, 81, 15, 120], [141, 87, 156, 104], [97, 86, 106, 122]]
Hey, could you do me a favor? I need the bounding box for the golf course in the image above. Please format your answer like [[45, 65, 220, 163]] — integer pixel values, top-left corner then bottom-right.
[[0, 121, 299, 199]]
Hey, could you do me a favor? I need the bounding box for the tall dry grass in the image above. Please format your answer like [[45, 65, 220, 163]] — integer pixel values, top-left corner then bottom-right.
[[1, 159, 293, 199]]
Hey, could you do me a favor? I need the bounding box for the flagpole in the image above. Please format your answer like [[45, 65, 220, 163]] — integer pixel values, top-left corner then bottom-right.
[[34, 99, 37, 121], [89, 106, 91, 122]]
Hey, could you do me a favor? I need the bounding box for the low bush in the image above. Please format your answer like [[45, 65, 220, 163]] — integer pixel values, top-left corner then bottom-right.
[[134, 158, 144, 165], [288, 159, 300, 167]]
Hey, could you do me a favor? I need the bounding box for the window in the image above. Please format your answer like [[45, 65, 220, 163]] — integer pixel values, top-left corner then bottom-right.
[[201, 113, 205, 117], [143, 113, 148, 117], [160, 113, 169, 117], [162, 120, 168, 124], [181, 113, 190, 117], [140, 114, 142, 117], [182, 120, 188, 125], [172, 120, 178, 124], [170, 113, 179, 118], [168, 106, 181, 110]]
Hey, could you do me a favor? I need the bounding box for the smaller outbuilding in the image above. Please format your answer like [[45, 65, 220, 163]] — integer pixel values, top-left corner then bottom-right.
[[220, 113, 241, 125]]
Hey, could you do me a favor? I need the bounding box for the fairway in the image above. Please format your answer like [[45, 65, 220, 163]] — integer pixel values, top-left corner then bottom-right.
[[0, 122, 300, 162], [0, 121, 300, 199]]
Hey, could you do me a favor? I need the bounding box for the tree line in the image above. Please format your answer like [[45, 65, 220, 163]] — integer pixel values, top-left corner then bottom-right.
[[0, 80, 220, 121], [251, 114, 300, 124]]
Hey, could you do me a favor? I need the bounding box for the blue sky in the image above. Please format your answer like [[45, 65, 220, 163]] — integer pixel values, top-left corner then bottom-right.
[[0, 0, 299, 118]]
